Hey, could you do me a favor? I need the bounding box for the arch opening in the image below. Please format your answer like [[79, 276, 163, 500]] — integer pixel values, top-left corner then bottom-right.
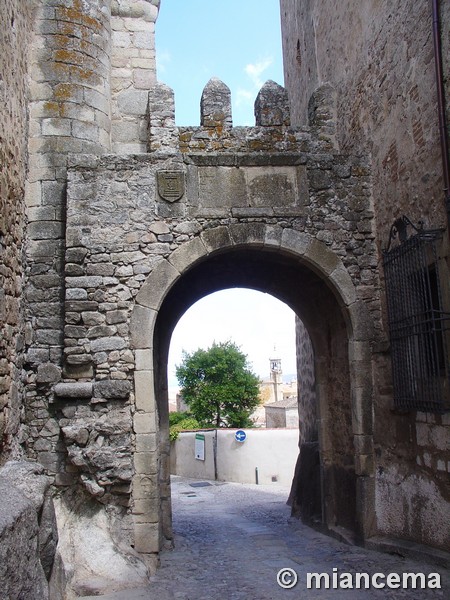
[[167, 288, 297, 414], [167, 287, 299, 495], [151, 246, 359, 546]]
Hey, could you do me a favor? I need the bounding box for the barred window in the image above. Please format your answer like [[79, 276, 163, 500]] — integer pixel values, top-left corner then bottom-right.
[[383, 216, 450, 413]]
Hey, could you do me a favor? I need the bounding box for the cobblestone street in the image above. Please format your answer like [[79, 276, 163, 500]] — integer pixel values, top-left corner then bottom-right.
[[85, 476, 449, 599]]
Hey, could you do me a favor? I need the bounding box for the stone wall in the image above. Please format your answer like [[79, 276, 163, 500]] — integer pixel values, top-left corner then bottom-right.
[[24, 0, 113, 478], [0, 460, 58, 600], [0, 0, 36, 462], [55, 78, 377, 556], [295, 317, 317, 445], [280, 0, 449, 243], [280, 0, 450, 551], [111, 0, 160, 153]]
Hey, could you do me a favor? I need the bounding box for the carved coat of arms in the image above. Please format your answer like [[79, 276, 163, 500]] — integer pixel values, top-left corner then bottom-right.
[[157, 171, 185, 202]]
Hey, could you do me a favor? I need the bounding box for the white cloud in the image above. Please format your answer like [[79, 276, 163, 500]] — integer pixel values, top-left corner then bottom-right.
[[236, 88, 254, 107], [156, 49, 171, 74], [244, 57, 274, 89], [235, 57, 274, 112]]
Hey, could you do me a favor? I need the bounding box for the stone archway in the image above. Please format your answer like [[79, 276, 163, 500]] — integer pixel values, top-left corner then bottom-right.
[[130, 224, 375, 558]]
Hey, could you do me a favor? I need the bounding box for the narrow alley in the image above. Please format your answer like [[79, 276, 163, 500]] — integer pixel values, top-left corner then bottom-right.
[[85, 476, 449, 600]]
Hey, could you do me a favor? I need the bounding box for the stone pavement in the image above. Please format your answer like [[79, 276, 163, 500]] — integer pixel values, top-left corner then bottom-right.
[[83, 476, 449, 599]]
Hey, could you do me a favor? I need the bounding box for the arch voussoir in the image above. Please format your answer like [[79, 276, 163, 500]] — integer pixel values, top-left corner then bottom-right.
[[135, 259, 179, 311], [200, 226, 233, 254], [168, 236, 208, 274], [228, 222, 267, 246]]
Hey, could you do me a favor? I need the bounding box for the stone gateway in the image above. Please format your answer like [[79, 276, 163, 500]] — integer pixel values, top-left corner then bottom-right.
[[0, 0, 449, 597]]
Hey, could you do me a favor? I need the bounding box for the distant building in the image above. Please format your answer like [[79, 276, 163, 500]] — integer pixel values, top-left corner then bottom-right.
[[264, 397, 299, 428], [253, 357, 298, 427]]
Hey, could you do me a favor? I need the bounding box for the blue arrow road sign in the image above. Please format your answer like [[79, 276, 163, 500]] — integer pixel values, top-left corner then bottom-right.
[[235, 430, 246, 443]]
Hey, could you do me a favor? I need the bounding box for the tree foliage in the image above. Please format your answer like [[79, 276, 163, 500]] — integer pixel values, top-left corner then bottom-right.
[[175, 341, 260, 428], [169, 412, 200, 442]]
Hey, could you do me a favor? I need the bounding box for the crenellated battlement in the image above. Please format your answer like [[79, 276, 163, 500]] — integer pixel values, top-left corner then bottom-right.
[[147, 76, 338, 155]]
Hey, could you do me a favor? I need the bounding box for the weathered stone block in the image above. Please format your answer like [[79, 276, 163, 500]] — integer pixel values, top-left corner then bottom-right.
[[35, 329, 63, 346], [130, 305, 156, 350], [117, 89, 149, 116], [87, 325, 117, 339], [280, 228, 311, 256], [66, 288, 88, 301], [255, 80, 290, 126], [133, 453, 158, 483], [42, 181, 66, 207], [197, 166, 247, 208], [72, 120, 100, 143], [353, 434, 374, 456], [352, 387, 373, 436], [200, 77, 232, 129], [135, 349, 152, 371], [65, 354, 92, 366], [134, 522, 159, 553], [26, 348, 50, 365], [134, 371, 155, 412], [54, 382, 93, 399], [65, 301, 98, 312], [168, 237, 207, 274], [132, 496, 159, 522], [348, 301, 375, 341], [64, 325, 88, 339], [135, 434, 157, 454], [63, 363, 95, 380], [66, 276, 102, 289], [355, 453, 374, 477], [134, 412, 156, 435], [93, 379, 131, 400], [36, 363, 61, 384], [229, 222, 266, 246], [200, 226, 232, 253], [90, 337, 126, 352], [133, 471, 158, 499], [106, 310, 128, 325], [81, 311, 104, 326], [135, 260, 179, 311], [0, 478, 47, 599], [28, 221, 63, 241], [65, 247, 88, 264], [36, 452, 61, 474], [61, 425, 89, 447]]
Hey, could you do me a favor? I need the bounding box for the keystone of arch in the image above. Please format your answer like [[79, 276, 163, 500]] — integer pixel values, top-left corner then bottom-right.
[[200, 226, 233, 254], [229, 222, 267, 246]]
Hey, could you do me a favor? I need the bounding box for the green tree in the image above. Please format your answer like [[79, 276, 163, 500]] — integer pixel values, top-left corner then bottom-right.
[[168, 412, 200, 442], [175, 341, 260, 428]]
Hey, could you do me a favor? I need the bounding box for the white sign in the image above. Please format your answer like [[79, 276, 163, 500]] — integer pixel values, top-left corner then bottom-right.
[[195, 433, 205, 461]]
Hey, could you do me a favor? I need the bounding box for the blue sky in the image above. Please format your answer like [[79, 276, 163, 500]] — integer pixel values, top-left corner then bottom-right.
[[155, 2, 296, 393], [155, 0, 285, 125]]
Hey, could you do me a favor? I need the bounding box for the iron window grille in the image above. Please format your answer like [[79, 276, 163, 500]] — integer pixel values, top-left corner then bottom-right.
[[383, 216, 450, 413]]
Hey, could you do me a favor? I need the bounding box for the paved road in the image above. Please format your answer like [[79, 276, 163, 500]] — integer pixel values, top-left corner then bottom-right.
[[84, 476, 448, 599]]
